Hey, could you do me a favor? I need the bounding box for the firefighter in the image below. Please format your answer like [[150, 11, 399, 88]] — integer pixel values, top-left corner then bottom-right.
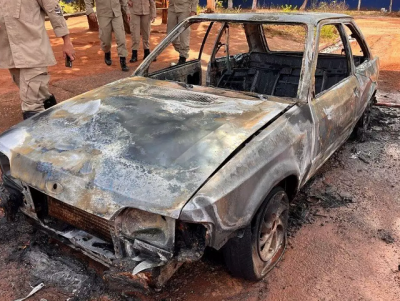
[[0, 0, 76, 120], [85, 0, 131, 71], [128, 0, 157, 62], [167, 0, 198, 64]]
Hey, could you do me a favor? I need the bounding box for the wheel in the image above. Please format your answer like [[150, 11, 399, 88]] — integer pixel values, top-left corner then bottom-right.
[[353, 97, 373, 142], [223, 187, 289, 281]]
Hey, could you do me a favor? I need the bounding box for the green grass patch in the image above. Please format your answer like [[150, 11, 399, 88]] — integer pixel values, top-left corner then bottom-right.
[[59, 1, 81, 14]]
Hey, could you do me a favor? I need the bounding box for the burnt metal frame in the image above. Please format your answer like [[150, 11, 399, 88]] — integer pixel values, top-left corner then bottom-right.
[[343, 22, 372, 63], [138, 19, 312, 101], [310, 19, 355, 99]]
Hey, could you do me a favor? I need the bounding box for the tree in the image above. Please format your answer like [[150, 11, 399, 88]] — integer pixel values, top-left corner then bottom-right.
[[357, 0, 361, 11], [299, 0, 308, 11], [389, 0, 393, 12], [207, 0, 215, 12], [252, 0, 257, 10], [83, 0, 99, 31]]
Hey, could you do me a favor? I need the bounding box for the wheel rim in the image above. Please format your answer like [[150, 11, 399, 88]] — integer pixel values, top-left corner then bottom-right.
[[258, 193, 288, 263]]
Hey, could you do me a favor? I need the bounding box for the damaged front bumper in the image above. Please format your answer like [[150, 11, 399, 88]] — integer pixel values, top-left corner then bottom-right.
[[0, 179, 207, 292]]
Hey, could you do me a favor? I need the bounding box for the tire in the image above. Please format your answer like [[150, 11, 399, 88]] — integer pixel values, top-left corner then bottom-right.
[[353, 96, 373, 142], [223, 187, 289, 281]]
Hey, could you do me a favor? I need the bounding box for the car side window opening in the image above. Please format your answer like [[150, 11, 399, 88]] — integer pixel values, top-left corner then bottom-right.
[[344, 24, 370, 67], [210, 22, 307, 98], [146, 21, 308, 99], [314, 24, 351, 96]]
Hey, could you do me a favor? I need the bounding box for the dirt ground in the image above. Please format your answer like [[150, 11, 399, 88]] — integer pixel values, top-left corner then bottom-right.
[[1, 14, 400, 301]]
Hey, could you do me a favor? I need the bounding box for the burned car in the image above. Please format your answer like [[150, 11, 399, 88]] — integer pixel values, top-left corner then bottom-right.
[[0, 13, 378, 290]]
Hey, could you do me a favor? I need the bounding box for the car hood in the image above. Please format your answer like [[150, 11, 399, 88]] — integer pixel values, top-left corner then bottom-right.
[[0, 77, 291, 220]]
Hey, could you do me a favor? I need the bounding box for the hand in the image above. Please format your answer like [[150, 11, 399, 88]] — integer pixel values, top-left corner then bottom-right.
[[128, 0, 133, 7], [190, 11, 196, 16], [151, 17, 155, 23], [62, 35, 76, 61], [126, 13, 131, 23], [89, 12, 97, 23]]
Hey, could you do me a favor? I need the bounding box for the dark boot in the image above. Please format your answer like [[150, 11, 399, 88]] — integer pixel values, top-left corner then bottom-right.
[[120, 57, 129, 72], [130, 50, 138, 63], [144, 49, 156, 62], [144, 49, 150, 60], [178, 56, 186, 65], [105, 52, 112, 66], [22, 111, 37, 120], [44, 94, 57, 109]]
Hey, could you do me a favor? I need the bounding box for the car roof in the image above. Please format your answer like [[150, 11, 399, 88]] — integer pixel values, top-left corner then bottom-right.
[[192, 12, 352, 25]]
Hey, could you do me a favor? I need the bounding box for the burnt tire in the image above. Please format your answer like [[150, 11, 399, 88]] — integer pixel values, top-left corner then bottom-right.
[[223, 187, 289, 281], [352, 96, 374, 142]]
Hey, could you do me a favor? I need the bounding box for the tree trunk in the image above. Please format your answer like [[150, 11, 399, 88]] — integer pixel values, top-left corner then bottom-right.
[[207, 0, 215, 12], [162, 0, 168, 24], [252, 0, 257, 10], [86, 15, 99, 31], [228, 0, 233, 9], [357, 0, 361, 11], [85, 0, 98, 31], [299, 0, 308, 11], [389, 0, 393, 12]]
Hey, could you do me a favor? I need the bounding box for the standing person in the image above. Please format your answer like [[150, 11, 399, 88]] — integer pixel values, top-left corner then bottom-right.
[[0, 0, 76, 120], [128, 0, 156, 63], [85, 0, 131, 72], [167, 0, 198, 65]]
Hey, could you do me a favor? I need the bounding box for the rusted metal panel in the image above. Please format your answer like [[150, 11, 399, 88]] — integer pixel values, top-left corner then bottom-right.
[[180, 104, 312, 248], [48, 196, 112, 242], [0, 77, 289, 220], [191, 13, 352, 25]]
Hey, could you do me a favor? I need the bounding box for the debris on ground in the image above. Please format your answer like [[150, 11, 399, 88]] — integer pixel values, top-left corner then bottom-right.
[[377, 229, 395, 244], [14, 283, 45, 301], [376, 91, 400, 108], [308, 185, 353, 208]]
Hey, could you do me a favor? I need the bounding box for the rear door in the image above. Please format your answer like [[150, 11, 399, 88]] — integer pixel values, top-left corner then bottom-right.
[[343, 22, 379, 120], [309, 22, 359, 171]]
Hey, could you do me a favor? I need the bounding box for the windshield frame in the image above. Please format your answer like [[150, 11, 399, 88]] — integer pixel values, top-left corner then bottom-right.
[[133, 18, 313, 102]]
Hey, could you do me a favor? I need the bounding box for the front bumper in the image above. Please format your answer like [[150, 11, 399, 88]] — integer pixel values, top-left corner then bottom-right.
[[2, 181, 205, 291]]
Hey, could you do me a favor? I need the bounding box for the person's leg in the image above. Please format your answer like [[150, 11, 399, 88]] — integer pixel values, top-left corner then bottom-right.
[[19, 68, 53, 119], [177, 11, 191, 60], [112, 15, 129, 58], [141, 14, 151, 59], [167, 8, 180, 54], [98, 16, 113, 65], [130, 14, 141, 62], [112, 15, 129, 71]]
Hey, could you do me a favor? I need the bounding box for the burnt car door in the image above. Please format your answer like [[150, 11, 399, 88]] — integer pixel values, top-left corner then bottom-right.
[[343, 22, 379, 121], [309, 22, 359, 172]]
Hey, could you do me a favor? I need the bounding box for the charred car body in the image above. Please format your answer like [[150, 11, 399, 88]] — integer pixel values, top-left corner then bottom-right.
[[0, 13, 378, 289]]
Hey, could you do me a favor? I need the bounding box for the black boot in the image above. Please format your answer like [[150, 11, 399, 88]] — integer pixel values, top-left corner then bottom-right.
[[178, 56, 186, 65], [144, 49, 150, 60], [120, 57, 129, 72], [44, 94, 57, 109], [105, 52, 112, 66], [130, 50, 138, 63], [22, 111, 37, 120], [144, 49, 156, 62]]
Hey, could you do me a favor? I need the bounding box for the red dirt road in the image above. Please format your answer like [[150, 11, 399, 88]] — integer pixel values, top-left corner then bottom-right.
[[1, 14, 400, 301]]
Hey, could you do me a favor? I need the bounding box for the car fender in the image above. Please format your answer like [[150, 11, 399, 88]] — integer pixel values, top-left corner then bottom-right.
[[180, 104, 314, 249]]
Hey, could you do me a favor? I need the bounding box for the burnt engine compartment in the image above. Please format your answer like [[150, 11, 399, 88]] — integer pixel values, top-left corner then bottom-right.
[[210, 52, 349, 97], [24, 187, 207, 286]]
